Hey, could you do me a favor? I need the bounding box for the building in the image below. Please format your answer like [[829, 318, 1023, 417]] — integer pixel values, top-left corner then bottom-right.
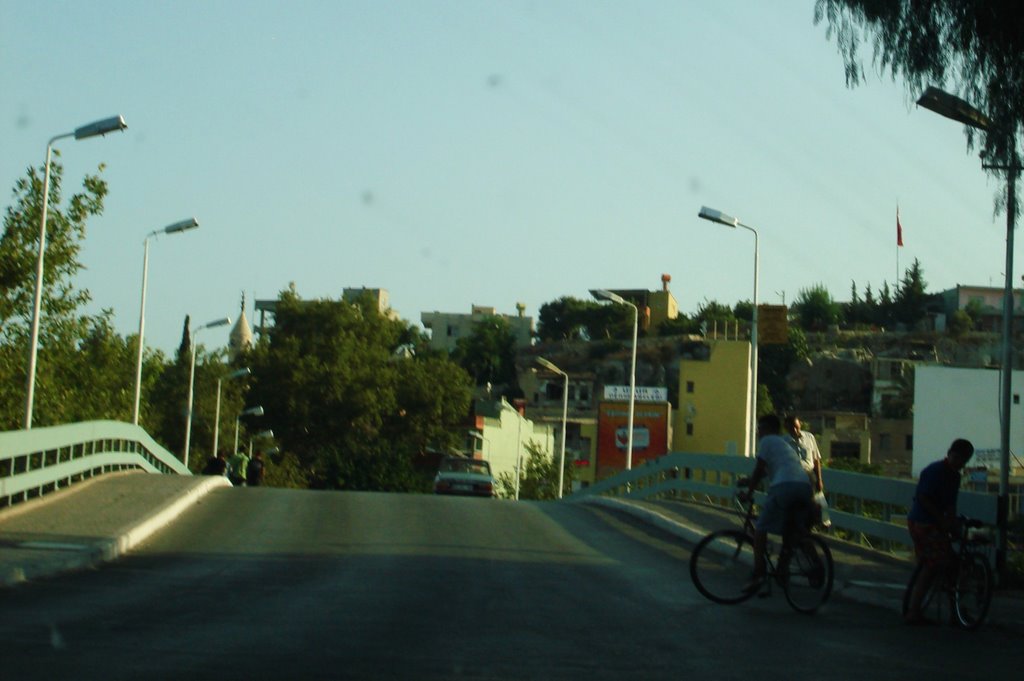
[[913, 364, 1024, 478], [937, 284, 1024, 333], [466, 398, 554, 496], [602, 274, 679, 333], [254, 287, 396, 333], [672, 340, 750, 456], [421, 304, 533, 354], [520, 364, 599, 490]]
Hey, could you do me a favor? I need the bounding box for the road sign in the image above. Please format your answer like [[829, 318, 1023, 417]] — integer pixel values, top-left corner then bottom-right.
[[758, 304, 789, 344]]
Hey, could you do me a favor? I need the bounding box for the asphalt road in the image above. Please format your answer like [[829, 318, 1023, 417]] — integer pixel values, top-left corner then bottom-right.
[[0, 488, 1019, 680]]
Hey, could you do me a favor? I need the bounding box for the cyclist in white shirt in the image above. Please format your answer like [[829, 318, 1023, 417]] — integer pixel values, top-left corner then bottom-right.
[[741, 413, 814, 589]]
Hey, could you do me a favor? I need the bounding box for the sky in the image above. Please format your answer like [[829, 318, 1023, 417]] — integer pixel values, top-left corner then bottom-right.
[[0, 1, 1011, 355]]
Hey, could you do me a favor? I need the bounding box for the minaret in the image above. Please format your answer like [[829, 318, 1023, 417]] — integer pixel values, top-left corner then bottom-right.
[[229, 292, 254, 358]]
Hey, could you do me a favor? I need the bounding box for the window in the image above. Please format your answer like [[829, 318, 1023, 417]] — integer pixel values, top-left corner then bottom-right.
[[686, 381, 695, 394], [686, 423, 694, 436], [879, 433, 891, 451], [905, 434, 913, 450], [1015, 393, 1021, 405]]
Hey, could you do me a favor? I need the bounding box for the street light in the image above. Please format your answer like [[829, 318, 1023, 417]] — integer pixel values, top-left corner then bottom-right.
[[132, 217, 200, 425], [183, 317, 231, 467], [916, 86, 1017, 576], [213, 367, 251, 458], [249, 429, 274, 456], [698, 206, 759, 457], [537, 357, 569, 499], [591, 288, 638, 471], [24, 115, 127, 430], [235, 405, 265, 456]]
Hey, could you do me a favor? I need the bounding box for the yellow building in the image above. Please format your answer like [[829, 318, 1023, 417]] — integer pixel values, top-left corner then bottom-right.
[[673, 340, 750, 456]]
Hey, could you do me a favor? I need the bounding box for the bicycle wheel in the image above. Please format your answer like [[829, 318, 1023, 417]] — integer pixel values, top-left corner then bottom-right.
[[689, 530, 758, 605], [779, 535, 833, 614], [902, 562, 951, 624], [952, 555, 993, 630]]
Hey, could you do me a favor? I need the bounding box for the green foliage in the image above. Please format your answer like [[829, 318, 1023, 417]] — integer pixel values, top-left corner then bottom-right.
[[0, 160, 117, 428], [816, 0, 1022, 181], [451, 315, 520, 393], [948, 309, 974, 337], [495, 441, 574, 500], [893, 259, 929, 329], [248, 289, 473, 491], [537, 296, 636, 342], [793, 284, 842, 331]]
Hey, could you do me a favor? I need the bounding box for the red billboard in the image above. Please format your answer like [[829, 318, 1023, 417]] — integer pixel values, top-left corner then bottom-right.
[[596, 400, 671, 477]]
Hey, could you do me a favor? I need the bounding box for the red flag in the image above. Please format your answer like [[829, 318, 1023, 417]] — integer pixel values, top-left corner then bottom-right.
[[897, 207, 904, 247]]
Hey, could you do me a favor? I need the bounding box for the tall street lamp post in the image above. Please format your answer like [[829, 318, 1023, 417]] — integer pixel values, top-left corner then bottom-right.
[[133, 218, 200, 425], [590, 289, 638, 470], [213, 367, 251, 458], [537, 357, 569, 499], [183, 317, 231, 467], [235, 405, 265, 455], [24, 115, 127, 429], [698, 206, 759, 456], [916, 86, 1018, 576]]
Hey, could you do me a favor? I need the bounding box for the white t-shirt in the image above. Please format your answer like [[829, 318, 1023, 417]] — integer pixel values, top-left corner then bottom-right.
[[789, 430, 821, 474], [756, 434, 808, 487]]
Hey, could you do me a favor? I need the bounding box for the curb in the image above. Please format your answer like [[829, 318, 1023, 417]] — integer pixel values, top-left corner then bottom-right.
[[0, 475, 230, 588]]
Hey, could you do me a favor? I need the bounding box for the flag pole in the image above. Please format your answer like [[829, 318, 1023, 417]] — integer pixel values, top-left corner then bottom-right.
[[896, 205, 903, 289]]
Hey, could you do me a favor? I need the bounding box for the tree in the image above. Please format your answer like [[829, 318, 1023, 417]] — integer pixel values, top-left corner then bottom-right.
[[248, 289, 472, 491], [0, 159, 117, 428], [537, 296, 590, 341], [893, 258, 930, 328], [495, 441, 574, 500], [815, 1, 1022, 189], [792, 284, 842, 331], [451, 315, 520, 394]]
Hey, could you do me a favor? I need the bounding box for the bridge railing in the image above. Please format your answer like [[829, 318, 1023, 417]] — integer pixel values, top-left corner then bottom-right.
[[571, 451, 999, 552], [0, 421, 187, 509]]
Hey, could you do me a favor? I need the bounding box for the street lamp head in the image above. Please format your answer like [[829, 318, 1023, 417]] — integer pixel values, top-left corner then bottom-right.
[[200, 317, 232, 330], [73, 115, 127, 140], [590, 288, 627, 305], [241, 405, 264, 417], [916, 86, 992, 131], [228, 367, 252, 380], [698, 206, 740, 228], [536, 356, 563, 374], [254, 429, 274, 439], [164, 217, 200, 234]]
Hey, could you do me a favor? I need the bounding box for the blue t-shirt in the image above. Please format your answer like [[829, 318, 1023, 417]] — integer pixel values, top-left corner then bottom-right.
[[908, 459, 961, 524]]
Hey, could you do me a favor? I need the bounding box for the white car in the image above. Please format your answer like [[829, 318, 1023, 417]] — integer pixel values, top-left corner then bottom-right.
[[433, 457, 496, 497]]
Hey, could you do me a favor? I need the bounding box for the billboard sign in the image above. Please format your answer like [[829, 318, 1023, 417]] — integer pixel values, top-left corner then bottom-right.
[[603, 385, 668, 402], [597, 400, 671, 475]]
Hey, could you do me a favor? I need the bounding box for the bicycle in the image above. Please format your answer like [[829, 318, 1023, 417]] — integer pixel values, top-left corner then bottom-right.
[[689, 491, 835, 614], [902, 516, 994, 630]]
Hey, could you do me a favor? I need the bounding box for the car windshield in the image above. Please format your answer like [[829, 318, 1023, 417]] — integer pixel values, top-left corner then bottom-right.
[[441, 459, 491, 476]]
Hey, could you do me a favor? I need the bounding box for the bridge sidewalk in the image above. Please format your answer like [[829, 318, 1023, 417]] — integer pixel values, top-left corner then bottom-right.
[[0, 471, 229, 587], [579, 495, 1024, 633]]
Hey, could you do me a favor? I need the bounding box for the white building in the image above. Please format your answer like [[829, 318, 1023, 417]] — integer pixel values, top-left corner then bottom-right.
[[912, 364, 1024, 476]]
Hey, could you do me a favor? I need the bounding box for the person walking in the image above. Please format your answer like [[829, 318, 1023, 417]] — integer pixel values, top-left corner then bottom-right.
[[246, 449, 266, 487], [228, 450, 249, 486]]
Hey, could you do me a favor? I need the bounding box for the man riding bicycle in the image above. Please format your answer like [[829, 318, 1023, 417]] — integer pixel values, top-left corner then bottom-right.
[[741, 413, 814, 591], [904, 438, 975, 625]]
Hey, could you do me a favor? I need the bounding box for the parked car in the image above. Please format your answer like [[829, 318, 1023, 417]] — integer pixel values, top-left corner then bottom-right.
[[433, 457, 496, 497]]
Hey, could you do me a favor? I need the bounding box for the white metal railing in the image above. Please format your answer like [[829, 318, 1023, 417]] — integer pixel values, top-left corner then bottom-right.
[[571, 452, 1000, 551], [0, 420, 188, 508]]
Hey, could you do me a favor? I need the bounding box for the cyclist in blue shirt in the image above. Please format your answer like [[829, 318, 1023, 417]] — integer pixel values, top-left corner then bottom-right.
[[904, 438, 974, 625]]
